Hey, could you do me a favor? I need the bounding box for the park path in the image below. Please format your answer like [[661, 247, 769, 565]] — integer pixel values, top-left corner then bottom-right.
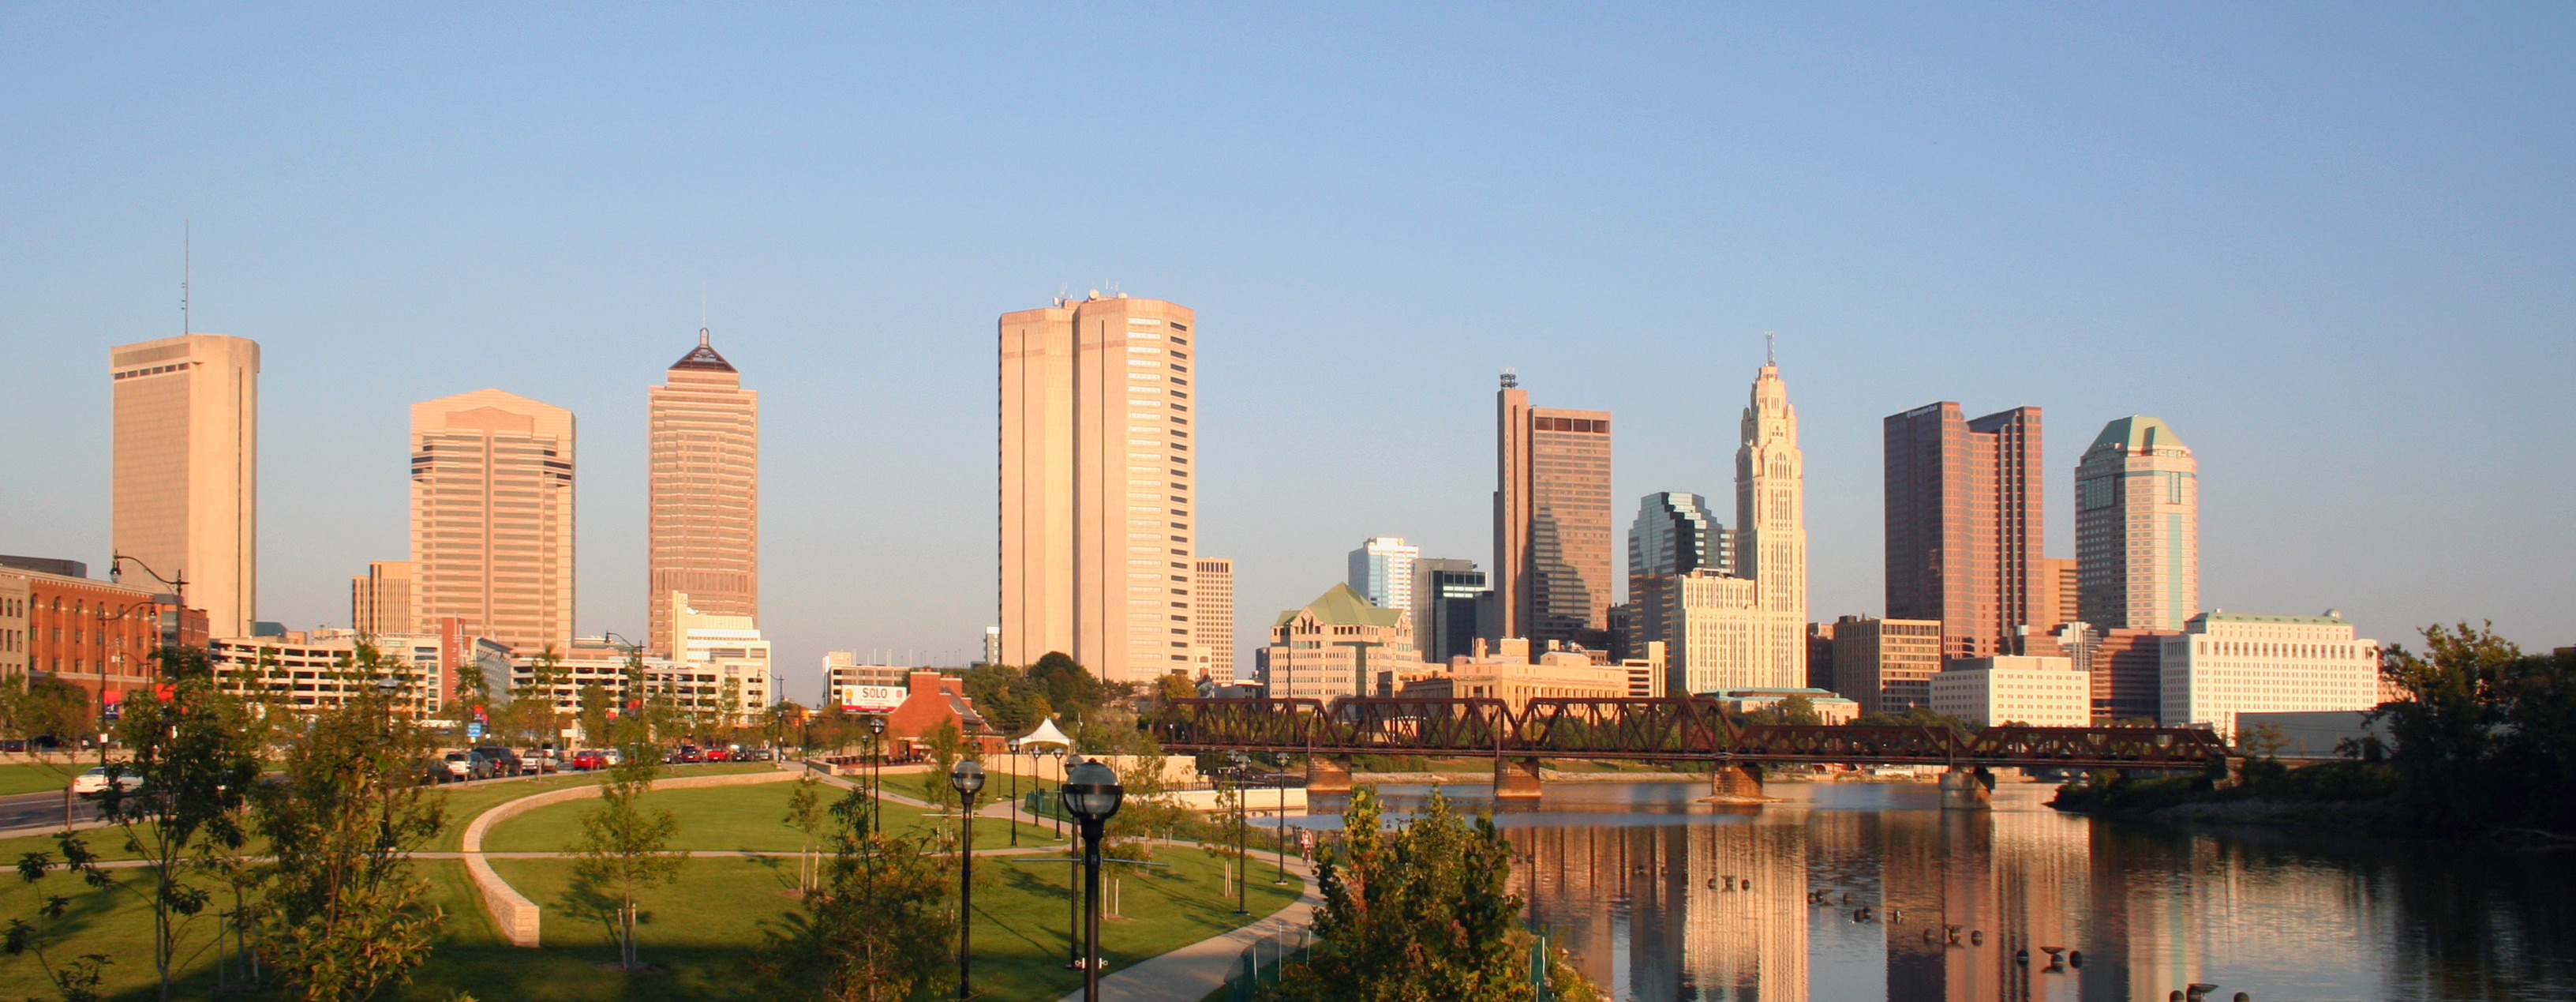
[[1054, 854, 1320, 1002]]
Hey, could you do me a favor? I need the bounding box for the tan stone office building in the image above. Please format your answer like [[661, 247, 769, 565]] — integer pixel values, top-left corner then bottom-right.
[[350, 560, 414, 636], [998, 294, 1200, 682], [1263, 584, 1423, 701], [648, 330, 759, 657], [110, 333, 260, 637], [1829, 615, 1945, 715], [1192, 557, 1235, 683], [410, 389, 575, 655]]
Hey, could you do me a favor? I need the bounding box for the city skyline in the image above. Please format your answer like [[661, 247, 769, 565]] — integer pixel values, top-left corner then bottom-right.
[[6, 7, 2570, 700]]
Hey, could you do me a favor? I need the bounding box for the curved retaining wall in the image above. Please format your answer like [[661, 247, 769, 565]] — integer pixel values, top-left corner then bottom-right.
[[461, 768, 799, 948]]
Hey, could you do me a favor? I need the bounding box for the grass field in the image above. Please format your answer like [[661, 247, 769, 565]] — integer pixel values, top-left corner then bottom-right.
[[0, 831, 1299, 1000], [425, 761, 780, 851], [481, 780, 1062, 853], [0, 761, 88, 796]]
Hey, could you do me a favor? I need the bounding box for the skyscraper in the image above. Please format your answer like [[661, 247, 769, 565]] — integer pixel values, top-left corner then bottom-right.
[[410, 389, 575, 654], [998, 294, 1198, 681], [1494, 373, 1612, 647], [1737, 359, 1807, 683], [1414, 557, 1490, 665], [110, 334, 260, 636], [1629, 492, 1726, 667], [2076, 416, 2198, 632], [1883, 402, 2046, 661], [648, 328, 759, 657], [1346, 537, 1419, 613], [1193, 557, 1236, 683], [350, 560, 413, 636]]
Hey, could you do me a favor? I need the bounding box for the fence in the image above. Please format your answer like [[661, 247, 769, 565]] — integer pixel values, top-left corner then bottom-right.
[[1224, 926, 1316, 1001]]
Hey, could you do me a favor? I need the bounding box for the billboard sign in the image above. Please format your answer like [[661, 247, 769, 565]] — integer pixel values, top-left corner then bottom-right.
[[837, 685, 904, 713]]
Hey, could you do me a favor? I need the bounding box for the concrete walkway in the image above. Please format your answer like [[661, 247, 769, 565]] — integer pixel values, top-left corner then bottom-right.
[[1055, 856, 1320, 1002]]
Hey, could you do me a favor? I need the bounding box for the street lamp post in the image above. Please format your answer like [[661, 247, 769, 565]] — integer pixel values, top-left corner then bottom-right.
[[948, 760, 987, 1002], [1062, 759, 1126, 1002], [1273, 752, 1290, 884], [1005, 737, 1024, 847], [868, 715, 888, 834], [1048, 747, 1068, 839], [1228, 752, 1251, 915]]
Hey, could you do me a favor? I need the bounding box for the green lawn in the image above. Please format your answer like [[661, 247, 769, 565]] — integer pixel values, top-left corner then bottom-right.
[[0, 760, 89, 795], [481, 780, 1061, 853], [427, 761, 780, 851]]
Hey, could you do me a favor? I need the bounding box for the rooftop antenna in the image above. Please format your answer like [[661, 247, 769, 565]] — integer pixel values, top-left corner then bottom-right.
[[700, 285, 710, 345], [182, 220, 191, 336], [1765, 331, 1776, 366]]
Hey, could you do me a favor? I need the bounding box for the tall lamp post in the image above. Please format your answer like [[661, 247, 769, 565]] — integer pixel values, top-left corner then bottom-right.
[[1048, 747, 1069, 839], [1005, 737, 1023, 847], [1228, 752, 1251, 915], [1272, 752, 1290, 884], [1062, 759, 1126, 1002], [868, 715, 888, 834], [948, 760, 986, 1002]]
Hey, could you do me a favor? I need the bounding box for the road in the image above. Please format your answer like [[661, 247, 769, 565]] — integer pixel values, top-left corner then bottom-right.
[[0, 788, 98, 832]]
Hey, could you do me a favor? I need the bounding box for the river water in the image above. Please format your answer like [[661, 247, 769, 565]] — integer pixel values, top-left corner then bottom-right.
[[1285, 779, 2576, 1002]]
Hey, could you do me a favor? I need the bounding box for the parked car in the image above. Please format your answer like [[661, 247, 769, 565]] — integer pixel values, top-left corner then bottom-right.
[[517, 748, 559, 774], [705, 745, 732, 763], [570, 749, 608, 771], [736, 746, 775, 762], [70, 767, 144, 797], [472, 746, 524, 777]]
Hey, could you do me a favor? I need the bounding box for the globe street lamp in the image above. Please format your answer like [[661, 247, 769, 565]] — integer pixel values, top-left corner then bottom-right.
[[948, 760, 987, 1002], [1062, 758, 1125, 1002], [1047, 746, 1069, 839], [1228, 752, 1251, 915], [1005, 737, 1023, 847]]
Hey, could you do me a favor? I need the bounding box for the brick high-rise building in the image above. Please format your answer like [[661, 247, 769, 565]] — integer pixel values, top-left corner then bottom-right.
[[648, 329, 759, 657], [110, 334, 260, 637], [410, 389, 575, 655], [2076, 416, 2197, 632], [1494, 373, 1613, 647], [1883, 402, 2046, 662], [998, 294, 1198, 681]]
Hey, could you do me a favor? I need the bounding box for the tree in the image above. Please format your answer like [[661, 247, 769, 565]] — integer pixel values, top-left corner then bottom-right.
[[576, 683, 613, 748], [1264, 787, 1597, 1002], [2368, 623, 2576, 831], [1154, 673, 1199, 707], [959, 664, 1035, 736], [784, 773, 829, 892], [754, 785, 954, 1002], [1775, 693, 1821, 726], [251, 647, 449, 1001], [919, 719, 970, 820], [6, 833, 117, 1002], [1025, 653, 1105, 726], [98, 644, 264, 1002], [0, 674, 99, 831], [567, 730, 687, 972]]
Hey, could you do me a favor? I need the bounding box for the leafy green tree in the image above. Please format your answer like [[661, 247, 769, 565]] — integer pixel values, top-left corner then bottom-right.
[[919, 719, 971, 820], [99, 644, 264, 1002], [2368, 623, 2576, 831], [784, 773, 829, 892], [567, 730, 687, 972], [754, 785, 954, 1002], [6, 833, 116, 1002], [763, 700, 803, 753], [1775, 693, 1821, 726], [1264, 787, 1597, 1002], [960, 664, 1035, 736], [251, 647, 449, 1001], [1153, 673, 1199, 706], [0, 674, 99, 831], [1026, 652, 1105, 726], [577, 683, 614, 748]]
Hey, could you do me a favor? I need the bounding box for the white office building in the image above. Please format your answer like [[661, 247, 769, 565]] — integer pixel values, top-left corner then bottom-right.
[[1347, 536, 1421, 613], [1930, 655, 2091, 727], [2160, 610, 2379, 737]]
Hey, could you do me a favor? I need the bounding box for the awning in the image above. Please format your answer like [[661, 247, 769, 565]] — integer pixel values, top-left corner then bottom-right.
[[1018, 717, 1074, 749]]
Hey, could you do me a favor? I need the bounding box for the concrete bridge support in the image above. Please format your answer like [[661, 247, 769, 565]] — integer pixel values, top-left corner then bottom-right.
[[1306, 755, 1354, 794], [1494, 757, 1545, 800], [1706, 763, 1767, 803], [1940, 765, 1994, 809]]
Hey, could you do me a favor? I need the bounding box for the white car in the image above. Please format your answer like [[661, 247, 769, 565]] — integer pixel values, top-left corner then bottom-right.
[[70, 767, 144, 797]]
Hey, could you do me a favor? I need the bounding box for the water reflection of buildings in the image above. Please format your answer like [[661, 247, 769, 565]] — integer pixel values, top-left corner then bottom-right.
[[1501, 793, 2213, 1001], [1511, 816, 1807, 1000]]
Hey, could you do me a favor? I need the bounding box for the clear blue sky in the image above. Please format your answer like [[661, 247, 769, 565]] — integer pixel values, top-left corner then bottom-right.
[[5, 5, 2570, 700]]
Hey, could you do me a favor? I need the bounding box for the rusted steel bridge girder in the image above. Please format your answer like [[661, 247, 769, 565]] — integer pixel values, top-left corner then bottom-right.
[[1153, 696, 2228, 771]]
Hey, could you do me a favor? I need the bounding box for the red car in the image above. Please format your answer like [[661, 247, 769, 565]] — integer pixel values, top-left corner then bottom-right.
[[569, 749, 608, 771], [706, 745, 732, 762]]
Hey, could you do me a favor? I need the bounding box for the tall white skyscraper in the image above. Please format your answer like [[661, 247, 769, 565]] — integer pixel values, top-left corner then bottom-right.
[[2077, 416, 2198, 632], [1735, 358, 1807, 683], [1346, 536, 1420, 613], [110, 334, 260, 636]]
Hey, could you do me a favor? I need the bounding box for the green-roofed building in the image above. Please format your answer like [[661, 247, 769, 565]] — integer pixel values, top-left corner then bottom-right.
[[1261, 583, 1425, 702], [2076, 415, 2199, 632]]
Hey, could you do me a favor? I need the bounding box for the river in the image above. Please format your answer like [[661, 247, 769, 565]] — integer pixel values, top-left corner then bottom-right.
[[1283, 779, 2576, 1001]]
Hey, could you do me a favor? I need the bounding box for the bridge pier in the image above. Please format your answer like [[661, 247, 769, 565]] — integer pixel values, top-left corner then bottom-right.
[[1939, 766, 1994, 809], [1306, 755, 1354, 794], [1706, 763, 1768, 804], [1495, 757, 1544, 801]]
